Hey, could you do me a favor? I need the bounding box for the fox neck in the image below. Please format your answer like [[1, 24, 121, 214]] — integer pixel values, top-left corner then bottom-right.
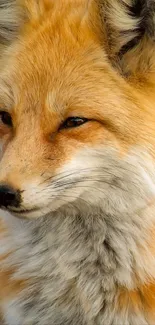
[[1, 192, 155, 324], [3, 198, 155, 290]]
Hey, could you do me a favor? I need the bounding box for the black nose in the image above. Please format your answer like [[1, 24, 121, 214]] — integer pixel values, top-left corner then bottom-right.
[[0, 185, 21, 208]]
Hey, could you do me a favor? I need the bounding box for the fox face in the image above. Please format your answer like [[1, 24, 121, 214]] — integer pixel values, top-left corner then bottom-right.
[[0, 0, 154, 219]]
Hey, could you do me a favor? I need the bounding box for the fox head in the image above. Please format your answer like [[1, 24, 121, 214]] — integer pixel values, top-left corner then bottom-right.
[[0, 0, 154, 218]]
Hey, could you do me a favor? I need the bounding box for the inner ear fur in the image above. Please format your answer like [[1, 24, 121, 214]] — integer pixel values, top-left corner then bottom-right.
[[98, 0, 155, 77]]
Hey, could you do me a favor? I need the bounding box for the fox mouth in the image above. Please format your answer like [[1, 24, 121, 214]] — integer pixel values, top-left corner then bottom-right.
[[8, 207, 39, 215]]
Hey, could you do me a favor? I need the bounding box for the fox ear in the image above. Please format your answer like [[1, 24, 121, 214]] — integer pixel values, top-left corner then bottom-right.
[[98, 0, 155, 76]]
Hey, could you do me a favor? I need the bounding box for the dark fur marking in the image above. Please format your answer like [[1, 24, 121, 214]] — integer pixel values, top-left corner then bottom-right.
[[118, 35, 142, 57], [118, 0, 155, 56]]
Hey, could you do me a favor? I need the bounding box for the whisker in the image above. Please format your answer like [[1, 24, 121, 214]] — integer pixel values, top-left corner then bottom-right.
[[47, 178, 128, 193], [48, 193, 90, 206], [39, 165, 133, 186]]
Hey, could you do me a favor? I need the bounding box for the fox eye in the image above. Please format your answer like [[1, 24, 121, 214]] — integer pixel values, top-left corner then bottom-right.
[[61, 117, 88, 129], [0, 111, 12, 127]]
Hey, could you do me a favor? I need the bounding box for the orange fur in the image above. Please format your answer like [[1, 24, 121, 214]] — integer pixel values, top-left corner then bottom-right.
[[0, 268, 27, 302], [117, 283, 155, 322]]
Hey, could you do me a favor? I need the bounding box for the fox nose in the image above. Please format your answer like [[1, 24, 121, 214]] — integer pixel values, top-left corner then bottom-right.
[[0, 185, 21, 208]]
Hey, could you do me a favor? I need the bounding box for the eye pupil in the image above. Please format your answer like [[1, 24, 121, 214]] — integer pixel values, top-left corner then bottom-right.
[[62, 117, 88, 129], [0, 111, 12, 127]]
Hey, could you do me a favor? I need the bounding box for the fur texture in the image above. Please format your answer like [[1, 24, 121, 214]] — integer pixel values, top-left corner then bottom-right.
[[2, 149, 155, 325], [0, 0, 155, 324], [99, 0, 155, 74], [0, 0, 24, 44]]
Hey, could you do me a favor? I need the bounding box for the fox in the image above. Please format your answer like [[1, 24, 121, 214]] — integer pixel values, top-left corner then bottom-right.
[[0, 0, 155, 324]]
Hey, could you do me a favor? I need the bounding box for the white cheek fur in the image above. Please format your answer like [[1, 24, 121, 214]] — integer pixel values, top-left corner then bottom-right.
[[18, 147, 155, 219]]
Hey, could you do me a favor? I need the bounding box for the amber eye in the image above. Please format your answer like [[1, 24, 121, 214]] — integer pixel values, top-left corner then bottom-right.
[[61, 117, 88, 129], [0, 111, 12, 127]]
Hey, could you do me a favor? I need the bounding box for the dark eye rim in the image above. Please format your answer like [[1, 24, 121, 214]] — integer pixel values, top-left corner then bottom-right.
[[60, 117, 88, 130], [0, 111, 13, 127]]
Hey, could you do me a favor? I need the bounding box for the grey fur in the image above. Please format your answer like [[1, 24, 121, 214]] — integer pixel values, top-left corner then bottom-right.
[[139, 0, 155, 38], [1, 148, 155, 325], [0, 0, 24, 45]]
